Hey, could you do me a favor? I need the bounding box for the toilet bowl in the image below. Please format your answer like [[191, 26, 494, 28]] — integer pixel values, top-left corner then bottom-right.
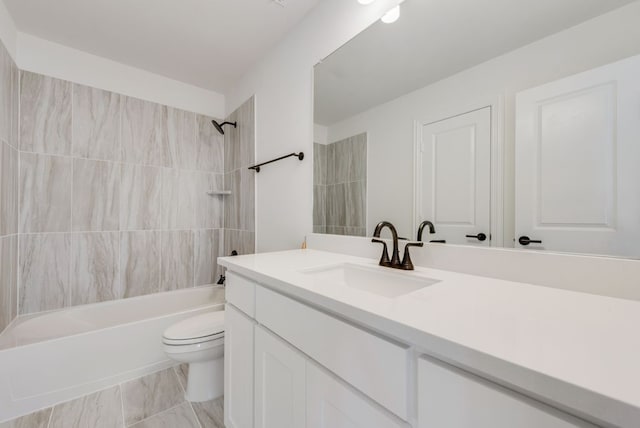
[[163, 310, 225, 402]]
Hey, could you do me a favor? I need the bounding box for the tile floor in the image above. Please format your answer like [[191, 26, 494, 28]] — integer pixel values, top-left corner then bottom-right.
[[0, 365, 224, 428]]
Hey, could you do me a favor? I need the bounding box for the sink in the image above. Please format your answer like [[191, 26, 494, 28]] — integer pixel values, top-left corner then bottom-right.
[[300, 263, 440, 298]]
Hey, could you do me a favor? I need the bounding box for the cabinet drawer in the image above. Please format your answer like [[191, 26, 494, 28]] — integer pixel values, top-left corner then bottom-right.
[[417, 356, 599, 428], [256, 286, 410, 420], [226, 272, 255, 317]]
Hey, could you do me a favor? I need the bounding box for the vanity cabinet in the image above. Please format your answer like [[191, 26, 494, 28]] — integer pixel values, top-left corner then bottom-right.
[[417, 356, 598, 428], [225, 271, 599, 428], [254, 326, 306, 428], [224, 303, 255, 428]]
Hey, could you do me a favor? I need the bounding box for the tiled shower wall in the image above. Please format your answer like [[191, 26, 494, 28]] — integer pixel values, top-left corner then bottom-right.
[[0, 41, 19, 332], [313, 133, 367, 236], [14, 70, 231, 317], [223, 97, 256, 255]]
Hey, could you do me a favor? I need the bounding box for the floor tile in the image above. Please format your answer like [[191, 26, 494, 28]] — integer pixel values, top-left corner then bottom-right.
[[122, 368, 184, 425], [49, 386, 123, 428]]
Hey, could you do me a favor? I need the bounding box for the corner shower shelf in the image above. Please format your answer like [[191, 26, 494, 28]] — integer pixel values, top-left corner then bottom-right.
[[207, 190, 232, 196]]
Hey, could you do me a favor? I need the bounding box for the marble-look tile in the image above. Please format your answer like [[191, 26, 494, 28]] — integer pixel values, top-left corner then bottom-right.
[[122, 368, 184, 426], [129, 402, 199, 428], [194, 229, 223, 286], [223, 169, 254, 231], [325, 141, 335, 185], [72, 159, 120, 231], [20, 71, 72, 155], [0, 235, 18, 327], [327, 226, 346, 235], [174, 364, 188, 390], [192, 396, 225, 428], [223, 110, 239, 173], [19, 233, 71, 314], [0, 141, 18, 235], [10, 59, 19, 148], [348, 133, 367, 182], [0, 42, 11, 145], [49, 386, 123, 428], [160, 231, 194, 292], [313, 143, 327, 185], [120, 231, 160, 298], [313, 185, 326, 227], [195, 173, 224, 229], [20, 153, 72, 233], [196, 114, 224, 173], [73, 84, 121, 161], [164, 107, 197, 169], [312, 225, 327, 234], [162, 169, 196, 230], [345, 180, 366, 228], [121, 96, 166, 166], [326, 183, 346, 227], [333, 140, 351, 185], [0, 407, 52, 428], [345, 226, 367, 237], [71, 232, 120, 305], [120, 164, 162, 230], [239, 96, 256, 168], [224, 229, 255, 257]]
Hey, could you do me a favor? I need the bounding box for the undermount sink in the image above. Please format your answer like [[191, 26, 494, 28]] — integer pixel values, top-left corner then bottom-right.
[[300, 263, 440, 298]]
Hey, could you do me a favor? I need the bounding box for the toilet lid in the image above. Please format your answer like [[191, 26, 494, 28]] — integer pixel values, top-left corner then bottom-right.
[[163, 311, 225, 342]]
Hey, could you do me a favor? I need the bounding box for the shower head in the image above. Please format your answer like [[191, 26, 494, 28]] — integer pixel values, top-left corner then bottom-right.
[[211, 120, 237, 135]]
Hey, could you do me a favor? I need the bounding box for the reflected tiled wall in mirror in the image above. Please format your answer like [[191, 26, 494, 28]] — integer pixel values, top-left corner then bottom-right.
[[313, 133, 366, 237]]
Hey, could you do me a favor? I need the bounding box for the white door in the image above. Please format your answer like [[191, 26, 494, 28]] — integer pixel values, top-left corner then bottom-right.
[[417, 356, 598, 428], [254, 326, 306, 428], [515, 54, 640, 257], [418, 107, 491, 246], [224, 304, 255, 428], [306, 362, 407, 428]]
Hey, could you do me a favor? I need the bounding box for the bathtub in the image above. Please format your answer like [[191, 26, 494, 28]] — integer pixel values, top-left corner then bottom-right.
[[0, 286, 224, 422]]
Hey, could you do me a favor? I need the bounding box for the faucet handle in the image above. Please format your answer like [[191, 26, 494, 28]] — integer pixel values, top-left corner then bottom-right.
[[400, 241, 424, 270], [371, 238, 391, 267]]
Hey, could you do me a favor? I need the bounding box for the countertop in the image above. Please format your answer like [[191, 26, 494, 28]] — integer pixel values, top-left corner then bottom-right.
[[219, 249, 640, 427]]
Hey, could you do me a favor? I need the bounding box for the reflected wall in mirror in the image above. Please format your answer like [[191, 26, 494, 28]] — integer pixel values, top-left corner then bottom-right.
[[313, 0, 640, 258]]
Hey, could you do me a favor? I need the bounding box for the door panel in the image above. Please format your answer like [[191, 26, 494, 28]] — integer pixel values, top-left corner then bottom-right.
[[515, 54, 640, 257], [254, 326, 306, 428], [419, 107, 491, 245]]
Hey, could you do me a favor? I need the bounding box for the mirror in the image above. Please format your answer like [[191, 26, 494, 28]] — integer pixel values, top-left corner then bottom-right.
[[313, 0, 640, 258]]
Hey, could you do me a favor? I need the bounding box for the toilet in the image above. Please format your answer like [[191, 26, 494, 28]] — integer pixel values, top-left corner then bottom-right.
[[162, 310, 225, 402]]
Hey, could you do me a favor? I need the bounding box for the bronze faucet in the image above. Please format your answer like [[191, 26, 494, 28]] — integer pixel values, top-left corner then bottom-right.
[[417, 220, 436, 241], [372, 221, 423, 270]]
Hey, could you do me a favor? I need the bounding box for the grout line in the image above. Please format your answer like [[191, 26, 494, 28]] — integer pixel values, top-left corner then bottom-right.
[[173, 366, 203, 428], [118, 384, 127, 428], [127, 402, 186, 428], [46, 405, 54, 428]]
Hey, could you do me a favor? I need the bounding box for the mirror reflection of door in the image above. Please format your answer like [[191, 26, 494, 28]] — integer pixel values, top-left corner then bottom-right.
[[515, 55, 640, 258], [417, 107, 491, 246]]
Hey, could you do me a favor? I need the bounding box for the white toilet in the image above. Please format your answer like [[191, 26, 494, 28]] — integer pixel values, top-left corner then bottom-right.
[[162, 310, 225, 402]]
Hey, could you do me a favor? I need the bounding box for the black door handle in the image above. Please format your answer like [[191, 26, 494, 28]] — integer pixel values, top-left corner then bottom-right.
[[465, 233, 487, 242], [430, 239, 446, 243], [518, 236, 542, 246]]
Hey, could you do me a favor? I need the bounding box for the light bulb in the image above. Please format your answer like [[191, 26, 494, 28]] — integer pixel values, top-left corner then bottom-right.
[[358, 0, 376, 4], [381, 5, 400, 23]]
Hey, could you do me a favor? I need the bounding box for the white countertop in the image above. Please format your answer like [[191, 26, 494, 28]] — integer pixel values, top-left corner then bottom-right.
[[219, 249, 640, 427]]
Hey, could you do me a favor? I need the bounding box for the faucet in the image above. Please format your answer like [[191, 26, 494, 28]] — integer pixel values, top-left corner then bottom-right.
[[372, 221, 423, 270], [417, 220, 435, 241]]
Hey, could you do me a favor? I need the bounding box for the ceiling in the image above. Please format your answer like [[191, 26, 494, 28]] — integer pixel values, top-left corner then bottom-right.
[[3, 0, 320, 93], [314, 0, 636, 126]]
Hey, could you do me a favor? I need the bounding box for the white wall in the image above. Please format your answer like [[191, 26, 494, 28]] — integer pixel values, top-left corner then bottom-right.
[[313, 124, 328, 145], [0, 1, 17, 60], [227, 0, 400, 252], [326, 2, 640, 241], [17, 33, 225, 118]]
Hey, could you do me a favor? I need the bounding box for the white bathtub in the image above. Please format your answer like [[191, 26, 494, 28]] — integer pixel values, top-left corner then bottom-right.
[[0, 286, 224, 422]]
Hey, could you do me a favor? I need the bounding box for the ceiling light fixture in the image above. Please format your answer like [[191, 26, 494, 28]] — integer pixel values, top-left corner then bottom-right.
[[381, 5, 400, 23]]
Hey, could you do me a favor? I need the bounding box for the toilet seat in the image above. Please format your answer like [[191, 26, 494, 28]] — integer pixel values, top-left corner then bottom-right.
[[162, 311, 225, 346]]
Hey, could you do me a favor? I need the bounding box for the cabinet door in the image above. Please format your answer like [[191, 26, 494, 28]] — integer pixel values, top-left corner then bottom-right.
[[254, 326, 306, 428], [417, 356, 598, 428], [306, 362, 407, 428], [225, 304, 255, 428]]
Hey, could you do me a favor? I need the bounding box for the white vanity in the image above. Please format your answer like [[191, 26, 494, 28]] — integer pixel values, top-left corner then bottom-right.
[[219, 248, 640, 428]]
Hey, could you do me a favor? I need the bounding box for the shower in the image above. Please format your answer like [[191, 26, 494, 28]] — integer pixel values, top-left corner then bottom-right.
[[211, 119, 237, 135]]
